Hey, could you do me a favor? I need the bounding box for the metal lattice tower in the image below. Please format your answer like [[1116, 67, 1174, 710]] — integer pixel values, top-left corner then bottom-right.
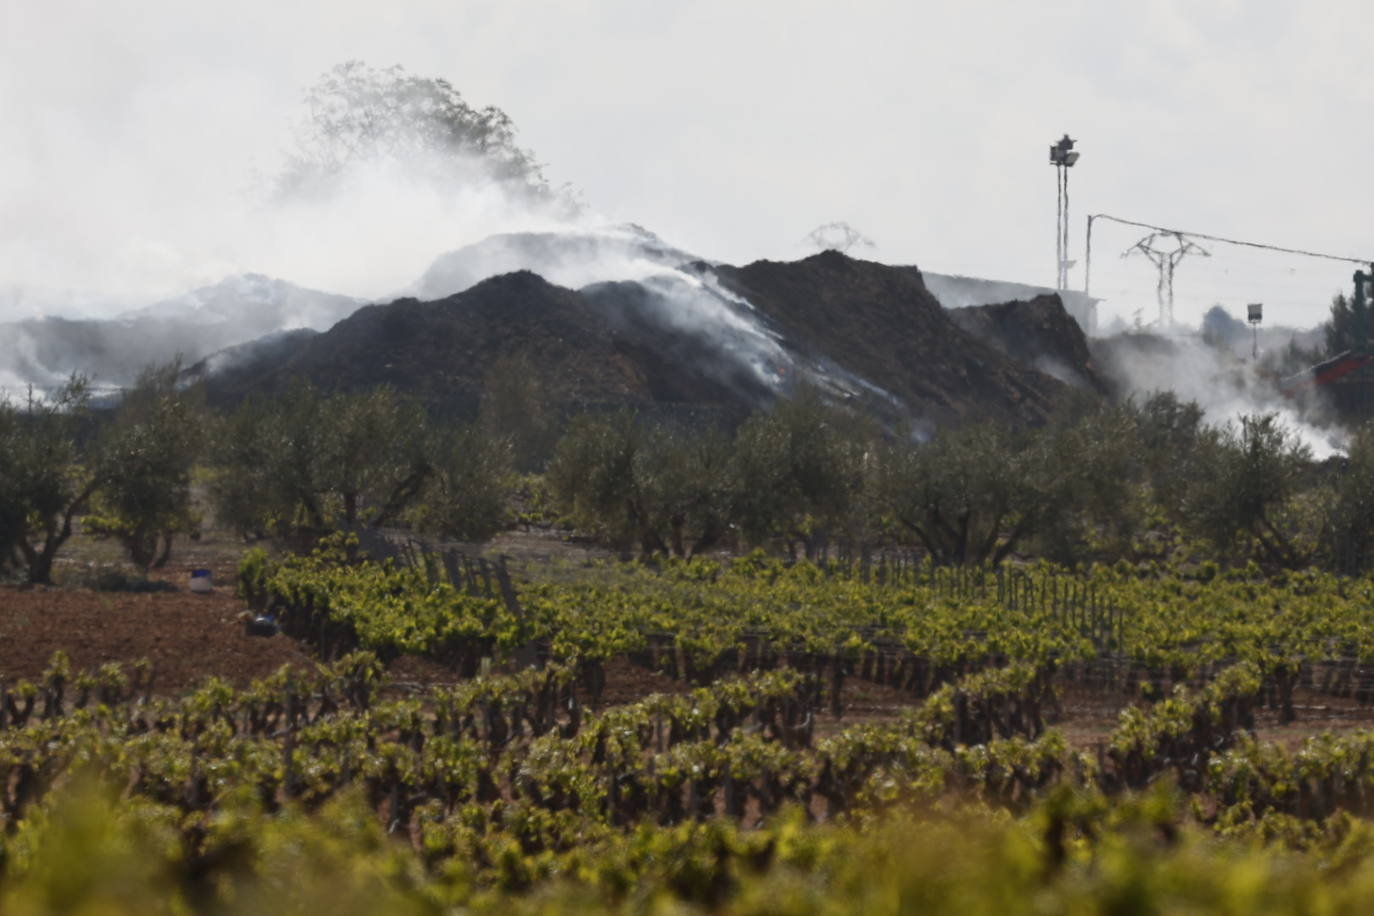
[[804, 222, 875, 254], [1121, 231, 1210, 330]]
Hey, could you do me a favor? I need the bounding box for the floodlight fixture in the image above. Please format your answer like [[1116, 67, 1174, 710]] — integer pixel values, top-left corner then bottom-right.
[[1050, 134, 1081, 289], [1049, 134, 1078, 166]]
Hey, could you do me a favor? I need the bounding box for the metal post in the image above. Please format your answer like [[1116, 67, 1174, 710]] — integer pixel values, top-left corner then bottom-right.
[[1356, 269, 1370, 352], [1165, 256, 1176, 329], [1055, 167, 1064, 289], [1049, 135, 1079, 291], [1084, 214, 1095, 296], [1367, 265, 1373, 351], [1062, 167, 1071, 290], [1357, 270, 1368, 354]]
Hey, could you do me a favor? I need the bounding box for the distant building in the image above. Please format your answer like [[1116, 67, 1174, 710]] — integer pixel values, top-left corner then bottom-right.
[[1281, 350, 1374, 418], [921, 272, 1100, 337]]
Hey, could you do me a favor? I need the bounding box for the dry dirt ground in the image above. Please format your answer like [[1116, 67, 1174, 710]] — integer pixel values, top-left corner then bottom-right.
[[0, 529, 309, 690], [0, 585, 314, 690]]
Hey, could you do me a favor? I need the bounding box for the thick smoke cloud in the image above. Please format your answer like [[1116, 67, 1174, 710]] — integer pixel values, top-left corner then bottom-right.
[[4, 146, 574, 313], [0, 28, 578, 316], [0, 52, 804, 403], [1098, 324, 1346, 459]]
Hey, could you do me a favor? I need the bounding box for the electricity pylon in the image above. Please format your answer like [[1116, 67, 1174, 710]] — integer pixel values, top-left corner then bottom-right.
[[805, 222, 875, 254], [1122, 231, 1210, 330]]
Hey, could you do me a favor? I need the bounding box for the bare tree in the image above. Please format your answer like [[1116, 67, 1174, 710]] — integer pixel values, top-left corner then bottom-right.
[[278, 60, 575, 213]]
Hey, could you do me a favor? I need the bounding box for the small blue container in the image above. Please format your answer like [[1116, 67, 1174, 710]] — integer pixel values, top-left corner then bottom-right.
[[189, 569, 213, 593]]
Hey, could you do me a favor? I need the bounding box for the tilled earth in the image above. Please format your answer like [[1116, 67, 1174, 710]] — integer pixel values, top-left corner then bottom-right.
[[0, 582, 313, 691]]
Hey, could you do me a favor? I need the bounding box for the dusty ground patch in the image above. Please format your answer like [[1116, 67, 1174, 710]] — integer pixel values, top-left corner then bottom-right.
[[0, 582, 314, 690]]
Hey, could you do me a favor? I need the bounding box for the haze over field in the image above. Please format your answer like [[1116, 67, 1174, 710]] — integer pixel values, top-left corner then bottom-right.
[[4, 0, 1374, 329]]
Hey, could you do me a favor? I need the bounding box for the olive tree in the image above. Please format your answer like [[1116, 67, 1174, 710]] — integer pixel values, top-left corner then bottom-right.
[[636, 426, 734, 558], [1184, 413, 1313, 568], [322, 388, 433, 528], [1130, 391, 1207, 516], [85, 363, 204, 571], [546, 413, 733, 557], [877, 422, 1045, 566], [1033, 403, 1152, 563], [409, 424, 513, 542], [729, 389, 872, 558], [478, 355, 558, 471], [1321, 422, 1374, 573], [210, 387, 319, 540], [210, 384, 433, 542], [0, 378, 97, 584]]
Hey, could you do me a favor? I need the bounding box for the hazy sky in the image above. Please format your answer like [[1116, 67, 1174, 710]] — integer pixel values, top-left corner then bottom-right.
[[3, 0, 1372, 328]]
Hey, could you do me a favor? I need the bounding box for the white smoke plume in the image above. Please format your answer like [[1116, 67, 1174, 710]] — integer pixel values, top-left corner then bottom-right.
[[1099, 329, 1346, 459], [0, 60, 606, 393], [1, 47, 814, 403], [412, 224, 799, 390], [1, 54, 580, 317], [1, 40, 825, 404]]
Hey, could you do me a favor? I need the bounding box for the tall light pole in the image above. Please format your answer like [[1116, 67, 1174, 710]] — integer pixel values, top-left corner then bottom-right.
[[1049, 134, 1080, 290]]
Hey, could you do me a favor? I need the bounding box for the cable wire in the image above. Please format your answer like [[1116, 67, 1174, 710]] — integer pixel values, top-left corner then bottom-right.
[[1089, 213, 1373, 267]]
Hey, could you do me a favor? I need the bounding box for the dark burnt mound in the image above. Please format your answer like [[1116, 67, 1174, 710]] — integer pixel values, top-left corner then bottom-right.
[[949, 293, 1110, 395]]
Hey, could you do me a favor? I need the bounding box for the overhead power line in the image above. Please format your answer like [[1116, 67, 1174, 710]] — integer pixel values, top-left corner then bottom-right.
[[1085, 213, 1374, 298]]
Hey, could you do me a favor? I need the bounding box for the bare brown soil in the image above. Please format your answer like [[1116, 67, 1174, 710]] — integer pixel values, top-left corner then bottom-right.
[[1050, 685, 1374, 752], [0, 583, 313, 691], [1252, 691, 1374, 749], [592, 656, 692, 707]]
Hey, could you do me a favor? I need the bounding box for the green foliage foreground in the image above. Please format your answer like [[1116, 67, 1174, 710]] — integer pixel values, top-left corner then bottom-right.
[[0, 641, 1367, 913], [14, 776, 1374, 914], [21, 543, 1374, 910]]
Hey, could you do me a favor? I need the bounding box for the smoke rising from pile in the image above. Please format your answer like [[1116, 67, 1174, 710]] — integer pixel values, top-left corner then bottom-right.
[[1099, 327, 1346, 459], [0, 53, 813, 401], [3, 50, 1347, 442], [1, 56, 582, 317], [4, 150, 577, 313], [416, 224, 801, 396], [0, 61, 648, 391]]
